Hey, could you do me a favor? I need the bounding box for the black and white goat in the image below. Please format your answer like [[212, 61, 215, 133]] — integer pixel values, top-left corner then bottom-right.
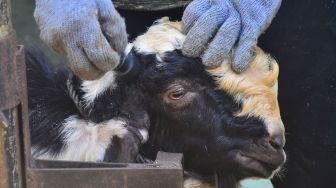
[[27, 18, 286, 187]]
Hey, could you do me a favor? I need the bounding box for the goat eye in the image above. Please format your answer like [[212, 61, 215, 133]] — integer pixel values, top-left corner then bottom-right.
[[163, 83, 197, 109], [168, 88, 186, 100]]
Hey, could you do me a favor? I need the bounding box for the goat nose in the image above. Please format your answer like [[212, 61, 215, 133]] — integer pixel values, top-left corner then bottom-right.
[[269, 135, 285, 150], [267, 121, 285, 150]]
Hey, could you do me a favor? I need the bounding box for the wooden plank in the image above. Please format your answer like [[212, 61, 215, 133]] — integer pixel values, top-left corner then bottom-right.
[[113, 0, 191, 11]]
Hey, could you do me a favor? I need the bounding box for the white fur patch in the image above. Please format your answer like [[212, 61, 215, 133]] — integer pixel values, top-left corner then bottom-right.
[[81, 71, 117, 105], [133, 17, 185, 55], [34, 116, 128, 162]]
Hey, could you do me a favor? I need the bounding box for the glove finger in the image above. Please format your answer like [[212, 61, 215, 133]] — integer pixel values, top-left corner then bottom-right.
[[258, 0, 282, 32], [232, 38, 257, 72], [234, 0, 282, 34], [82, 30, 121, 72], [182, 6, 228, 58], [231, 0, 281, 73], [66, 45, 103, 80], [181, 0, 211, 34], [98, 0, 128, 53], [202, 10, 241, 67]]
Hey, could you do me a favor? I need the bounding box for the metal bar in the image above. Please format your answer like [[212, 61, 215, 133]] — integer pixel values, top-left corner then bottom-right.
[[14, 45, 27, 188], [0, 115, 9, 188], [113, 0, 191, 11], [27, 168, 183, 188], [27, 152, 184, 188], [15, 45, 29, 188], [0, 1, 26, 187], [32, 152, 182, 169], [1, 109, 22, 188], [0, 32, 19, 109], [0, 43, 26, 188]]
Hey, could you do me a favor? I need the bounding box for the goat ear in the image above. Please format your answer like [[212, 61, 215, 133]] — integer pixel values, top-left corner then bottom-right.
[[249, 48, 279, 87], [66, 73, 98, 119], [66, 74, 89, 119], [116, 49, 141, 82]]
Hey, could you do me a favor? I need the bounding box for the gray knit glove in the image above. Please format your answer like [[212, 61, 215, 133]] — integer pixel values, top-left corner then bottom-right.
[[34, 0, 128, 80], [182, 0, 281, 72]]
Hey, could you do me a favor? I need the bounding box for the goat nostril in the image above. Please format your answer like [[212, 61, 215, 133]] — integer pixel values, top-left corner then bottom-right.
[[269, 136, 285, 150]]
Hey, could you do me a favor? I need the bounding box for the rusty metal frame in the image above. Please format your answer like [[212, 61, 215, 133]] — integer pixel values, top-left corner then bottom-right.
[[0, 29, 26, 188], [27, 152, 183, 188]]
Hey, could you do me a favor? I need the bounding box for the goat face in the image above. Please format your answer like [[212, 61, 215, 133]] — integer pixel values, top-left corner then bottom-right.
[[133, 18, 286, 181], [28, 17, 285, 185]]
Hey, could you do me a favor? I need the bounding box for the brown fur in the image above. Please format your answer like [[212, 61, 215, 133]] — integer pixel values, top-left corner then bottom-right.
[[208, 48, 282, 128]]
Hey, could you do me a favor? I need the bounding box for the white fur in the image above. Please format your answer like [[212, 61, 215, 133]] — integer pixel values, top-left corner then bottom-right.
[[34, 116, 128, 162], [81, 71, 117, 105], [133, 18, 185, 55]]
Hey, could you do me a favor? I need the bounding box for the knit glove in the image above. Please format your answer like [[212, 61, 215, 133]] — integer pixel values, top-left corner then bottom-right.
[[34, 0, 128, 80], [182, 0, 281, 72]]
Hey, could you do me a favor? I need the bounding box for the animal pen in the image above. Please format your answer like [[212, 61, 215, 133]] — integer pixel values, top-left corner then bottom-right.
[[0, 1, 185, 187]]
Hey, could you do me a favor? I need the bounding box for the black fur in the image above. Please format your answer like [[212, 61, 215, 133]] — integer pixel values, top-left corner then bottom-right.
[[137, 51, 268, 184], [27, 52, 77, 157]]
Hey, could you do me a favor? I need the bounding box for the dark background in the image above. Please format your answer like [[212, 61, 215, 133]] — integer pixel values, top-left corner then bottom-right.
[[12, 0, 336, 187]]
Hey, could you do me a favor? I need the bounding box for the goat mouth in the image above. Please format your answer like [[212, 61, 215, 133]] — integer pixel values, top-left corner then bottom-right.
[[235, 151, 285, 178]]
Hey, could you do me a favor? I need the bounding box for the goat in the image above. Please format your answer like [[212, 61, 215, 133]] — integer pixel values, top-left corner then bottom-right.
[[27, 18, 286, 187]]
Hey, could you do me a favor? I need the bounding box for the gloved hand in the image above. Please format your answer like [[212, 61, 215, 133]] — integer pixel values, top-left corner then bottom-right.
[[182, 0, 281, 72], [34, 0, 128, 80]]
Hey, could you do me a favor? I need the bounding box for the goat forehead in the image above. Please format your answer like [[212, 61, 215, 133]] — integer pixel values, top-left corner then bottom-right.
[[133, 17, 185, 55]]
